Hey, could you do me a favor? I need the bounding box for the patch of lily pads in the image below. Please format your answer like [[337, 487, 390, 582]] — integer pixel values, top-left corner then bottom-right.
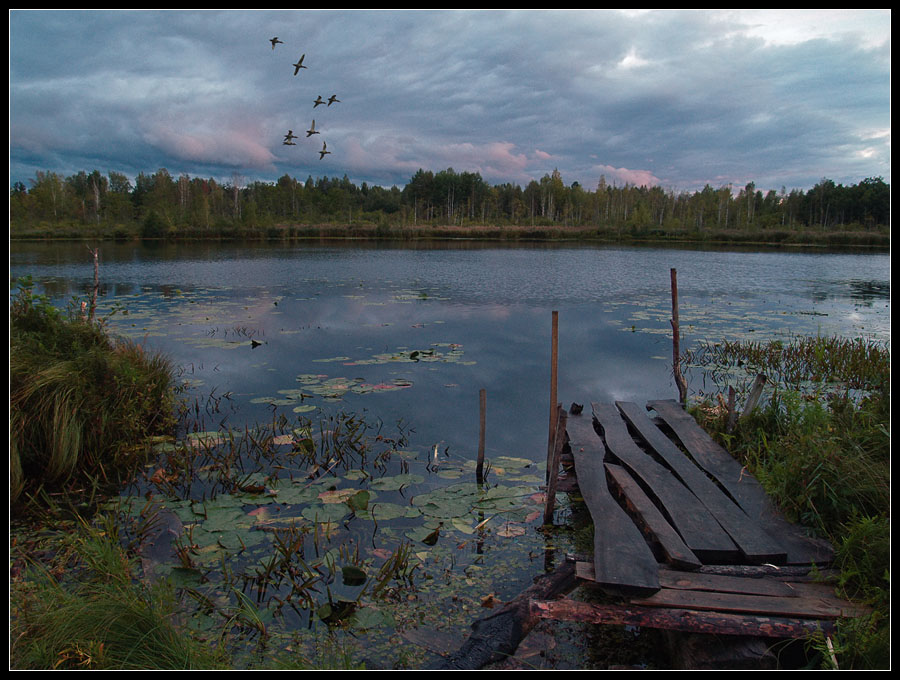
[[248, 343, 474, 410], [109, 427, 551, 644]]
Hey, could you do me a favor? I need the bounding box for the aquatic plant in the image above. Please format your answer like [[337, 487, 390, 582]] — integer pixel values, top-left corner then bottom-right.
[[684, 334, 890, 398]]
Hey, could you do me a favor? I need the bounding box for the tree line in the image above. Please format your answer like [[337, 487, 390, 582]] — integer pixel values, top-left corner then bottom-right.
[[10, 167, 890, 238]]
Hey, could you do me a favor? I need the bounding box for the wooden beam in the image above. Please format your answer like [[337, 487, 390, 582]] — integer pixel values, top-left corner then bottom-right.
[[632, 587, 858, 620], [566, 414, 660, 594], [604, 463, 702, 571], [542, 405, 566, 526], [545, 310, 559, 482], [530, 598, 834, 639], [658, 569, 800, 598], [646, 399, 834, 566], [616, 400, 787, 564], [592, 402, 739, 562]]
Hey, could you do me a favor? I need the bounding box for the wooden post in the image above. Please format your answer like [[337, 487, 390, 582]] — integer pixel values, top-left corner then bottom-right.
[[669, 268, 688, 404], [546, 311, 559, 482], [726, 386, 737, 432], [543, 405, 566, 526], [476, 388, 486, 485], [740, 374, 768, 420]]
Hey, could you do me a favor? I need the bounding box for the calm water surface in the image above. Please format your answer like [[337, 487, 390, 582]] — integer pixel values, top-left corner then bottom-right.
[[11, 240, 890, 458], [9, 240, 890, 666]]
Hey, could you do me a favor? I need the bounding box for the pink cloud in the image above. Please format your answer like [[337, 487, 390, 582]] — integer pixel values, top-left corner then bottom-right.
[[144, 115, 276, 169], [591, 163, 661, 188]]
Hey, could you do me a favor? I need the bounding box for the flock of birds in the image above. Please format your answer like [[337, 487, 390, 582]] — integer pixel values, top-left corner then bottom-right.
[[270, 36, 338, 160]]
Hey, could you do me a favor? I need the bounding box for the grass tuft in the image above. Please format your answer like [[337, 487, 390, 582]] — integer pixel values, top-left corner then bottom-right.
[[10, 277, 176, 508]]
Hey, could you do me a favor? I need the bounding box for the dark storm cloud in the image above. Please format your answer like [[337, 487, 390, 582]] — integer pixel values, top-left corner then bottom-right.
[[9, 10, 890, 193]]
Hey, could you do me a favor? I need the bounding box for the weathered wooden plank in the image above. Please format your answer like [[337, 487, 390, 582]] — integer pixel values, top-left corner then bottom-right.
[[530, 598, 834, 639], [566, 414, 660, 594], [646, 398, 835, 566], [604, 463, 702, 571], [616, 401, 787, 565], [698, 564, 836, 580], [779, 582, 872, 618], [658, 569, 800, 598], [647, 399, 769, 512], [632, 586, 857, 619], [591, 402, 739, 562]]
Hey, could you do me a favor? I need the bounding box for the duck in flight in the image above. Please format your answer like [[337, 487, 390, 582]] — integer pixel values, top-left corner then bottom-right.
[[319, 141, 331, 160], [306, 120, 319, 137], [292, 54, 308, 75], [313, 95, 326, 108], [327, 94, 341, 106], [283, 130, 298, 144], [270, 37, 284, 50]]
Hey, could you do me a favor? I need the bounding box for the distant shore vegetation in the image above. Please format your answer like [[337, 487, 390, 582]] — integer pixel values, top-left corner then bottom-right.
[[10, 168, 890, 248]]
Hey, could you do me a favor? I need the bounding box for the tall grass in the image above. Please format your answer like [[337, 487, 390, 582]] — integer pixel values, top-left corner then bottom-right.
[[689, 336, 890, 669], [10, 277, 176, 508], [10, 518, 228, 669]]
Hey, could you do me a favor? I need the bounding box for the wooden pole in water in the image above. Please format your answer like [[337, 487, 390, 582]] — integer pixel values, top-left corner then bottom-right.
[[543, 405, 566, 526], [546, 311, 559, 482], [670, 269, 688, 405], [476, 388, 486, 485]]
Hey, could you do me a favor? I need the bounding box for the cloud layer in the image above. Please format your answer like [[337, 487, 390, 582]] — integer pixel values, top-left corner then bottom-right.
[[10, 10, 891, 193]]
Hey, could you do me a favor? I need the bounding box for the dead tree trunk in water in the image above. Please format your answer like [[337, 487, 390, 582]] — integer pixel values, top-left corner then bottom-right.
[[427, 559, 578, 669]]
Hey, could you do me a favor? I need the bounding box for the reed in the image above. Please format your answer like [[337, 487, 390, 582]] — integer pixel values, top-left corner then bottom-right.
[[689, 336, 890, 669]]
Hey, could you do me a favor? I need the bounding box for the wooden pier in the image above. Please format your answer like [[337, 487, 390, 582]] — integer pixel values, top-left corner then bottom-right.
[[534, 399, 867, 665], [432, 398, 867, 670]]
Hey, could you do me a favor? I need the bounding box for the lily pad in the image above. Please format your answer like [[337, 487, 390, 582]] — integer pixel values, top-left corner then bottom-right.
[[349, 606, 395, 630], [370, 473, 424, 491], [301, 503, 350, 524], [355, 503, 420, 522]]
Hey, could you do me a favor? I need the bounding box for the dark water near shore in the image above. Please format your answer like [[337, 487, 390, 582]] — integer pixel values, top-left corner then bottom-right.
[[9, 240, 890, 667]]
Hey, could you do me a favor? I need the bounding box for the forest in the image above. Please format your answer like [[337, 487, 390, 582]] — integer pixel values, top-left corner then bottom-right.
[[9, 167, 890, 244]]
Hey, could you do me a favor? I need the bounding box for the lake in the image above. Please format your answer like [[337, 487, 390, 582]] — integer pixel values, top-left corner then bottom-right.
[[8, 240, 891, 666], [11, 241, 890, 451]]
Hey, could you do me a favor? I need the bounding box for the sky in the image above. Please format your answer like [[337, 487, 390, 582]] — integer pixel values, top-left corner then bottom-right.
[[8, 9, 892, 195]]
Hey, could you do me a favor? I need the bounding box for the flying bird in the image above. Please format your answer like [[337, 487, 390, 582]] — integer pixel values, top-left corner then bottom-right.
[[313, 95, 326, 108], [283, 130, 298, 144], [292, 54, 308, 75], [306, 120, 319, 137], [270, 37, 284, 50], [327, 94, 341, 106], [319, 141, 331, 160]]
